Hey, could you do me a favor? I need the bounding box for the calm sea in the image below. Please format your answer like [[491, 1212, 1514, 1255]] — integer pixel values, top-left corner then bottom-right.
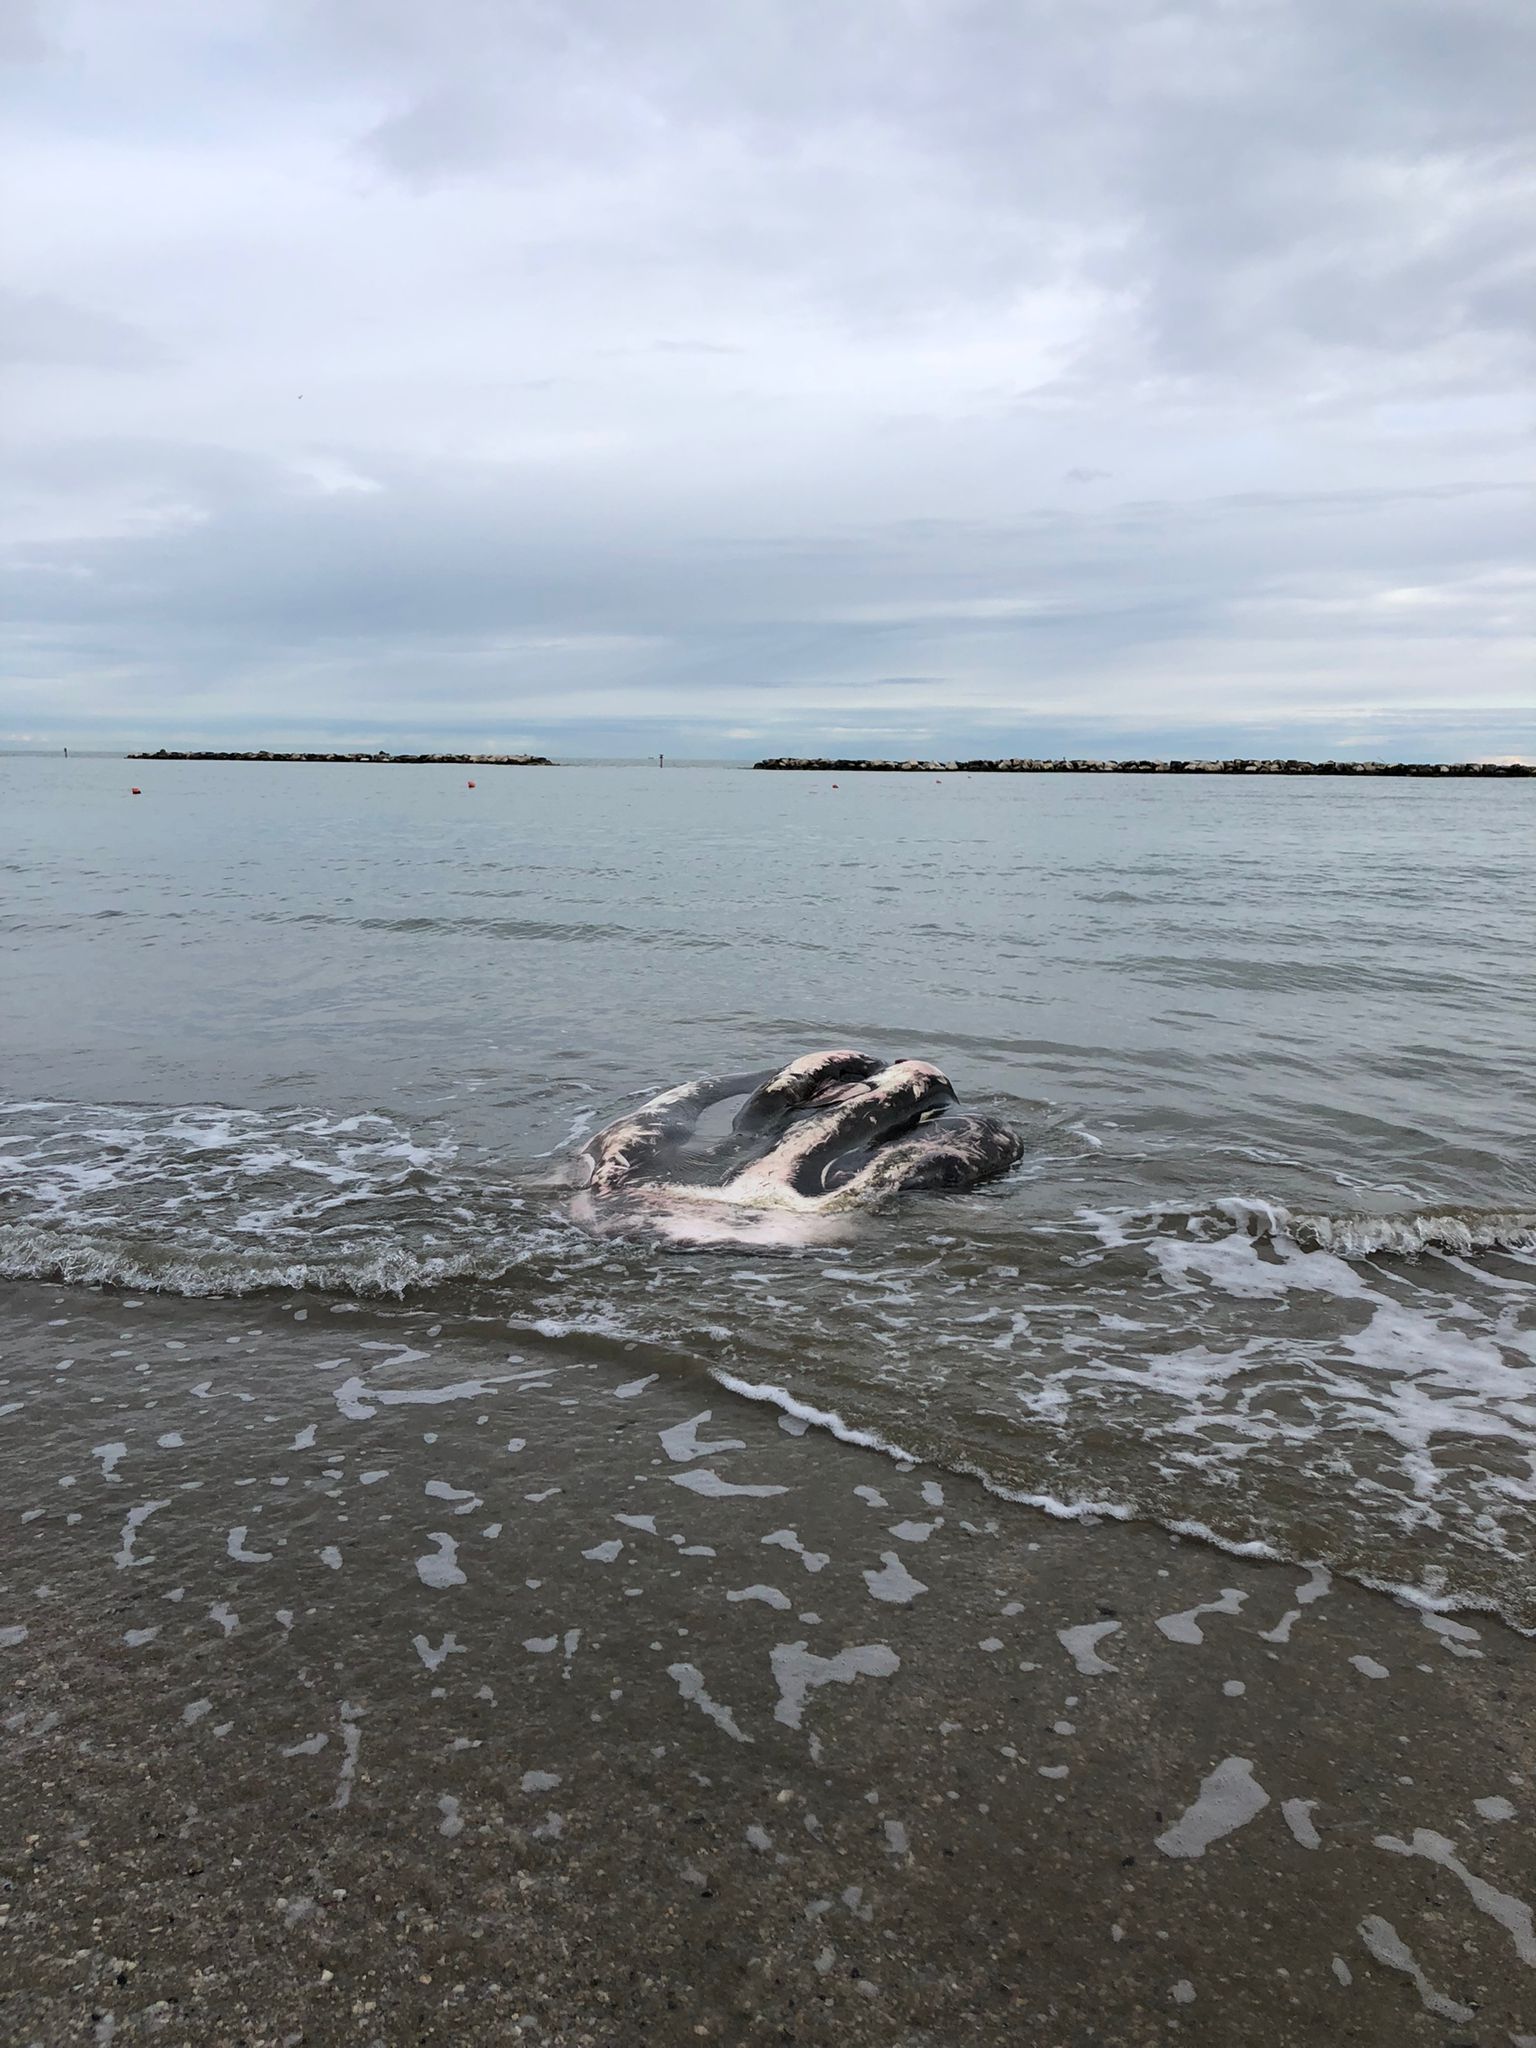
[[4, 756, 1534, 1625]]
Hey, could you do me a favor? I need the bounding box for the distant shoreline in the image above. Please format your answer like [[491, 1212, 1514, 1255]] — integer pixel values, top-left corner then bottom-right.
[[754, 755, 1535, 778], [125, 749, 555, 766]]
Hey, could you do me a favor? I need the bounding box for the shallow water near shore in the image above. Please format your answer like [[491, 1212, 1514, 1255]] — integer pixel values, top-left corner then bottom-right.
[[4, 756, 1534, 1627]]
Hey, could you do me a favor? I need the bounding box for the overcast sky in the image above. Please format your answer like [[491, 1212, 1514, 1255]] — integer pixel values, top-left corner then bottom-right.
[[3, 0, 1531, 758]]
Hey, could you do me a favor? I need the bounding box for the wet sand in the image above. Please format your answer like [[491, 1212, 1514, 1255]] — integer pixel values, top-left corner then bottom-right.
[[3, 1280, 1533, 2046]]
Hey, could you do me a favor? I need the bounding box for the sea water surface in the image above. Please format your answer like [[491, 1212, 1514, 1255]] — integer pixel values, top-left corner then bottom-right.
[[3, 756, 1534, 1626]]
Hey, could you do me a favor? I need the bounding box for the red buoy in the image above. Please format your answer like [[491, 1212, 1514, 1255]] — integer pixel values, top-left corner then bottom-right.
[[467, 780, 476, 788], [131, 786, 141, 795]]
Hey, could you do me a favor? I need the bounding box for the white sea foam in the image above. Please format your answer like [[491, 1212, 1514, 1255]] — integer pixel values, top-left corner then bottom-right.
[[659, 1412, 746, 1463], [666, 1662, 751, 1743], [1281, 1798, 1321, 1848], [1155, 1757, 1269, 1858], [769, 1641, 900, 1730], [412, 1632, 464, 1671], [415, 1533, 466, 1589], [671, 1468, 786, 1499], [1375, 1828, 1536, 1965], [1058, 1621, 1121, 1675], [113, 1498, 171, 1570], [1357, 1917, 1473, 2022], [333, 1703, 363, 1810], [335, 1375, 492, 1421], [1156, 1588, 1246, 1645], [863, 1552, 928, 1604]]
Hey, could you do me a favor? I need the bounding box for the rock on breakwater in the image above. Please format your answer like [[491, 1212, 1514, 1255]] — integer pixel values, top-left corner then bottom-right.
[[754, 755, 1536, 777]]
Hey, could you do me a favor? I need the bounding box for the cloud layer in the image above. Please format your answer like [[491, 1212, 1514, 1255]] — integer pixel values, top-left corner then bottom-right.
[[3, 0, 1532, 756]]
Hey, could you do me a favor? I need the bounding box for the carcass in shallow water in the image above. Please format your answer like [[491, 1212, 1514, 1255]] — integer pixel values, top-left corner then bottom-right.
[[569, 1049, 1022, 1243]]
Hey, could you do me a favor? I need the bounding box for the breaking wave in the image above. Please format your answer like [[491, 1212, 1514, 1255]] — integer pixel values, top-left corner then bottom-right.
[[0, 1223, 541, 1298], [0, 1097, 569, 1297], [1282, 1207, 1536, 1258], [1084, 1195, 1536, 1263]]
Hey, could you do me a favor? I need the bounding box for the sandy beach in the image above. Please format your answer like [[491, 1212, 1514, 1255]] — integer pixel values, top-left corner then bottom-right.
[[4, 1279, 1531, 2047]]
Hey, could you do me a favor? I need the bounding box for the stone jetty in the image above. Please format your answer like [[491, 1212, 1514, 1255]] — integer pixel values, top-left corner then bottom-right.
[[128, 750, 555, 765], [754, 756, 1534, 778]]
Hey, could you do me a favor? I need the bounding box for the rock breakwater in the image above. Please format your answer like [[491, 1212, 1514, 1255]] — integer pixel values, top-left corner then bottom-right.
[[128, 750, 554, 765], [754, 755, 1534, 777]]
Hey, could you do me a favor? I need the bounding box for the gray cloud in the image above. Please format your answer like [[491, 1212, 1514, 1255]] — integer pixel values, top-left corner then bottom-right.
[[0, 288, 164, 369], [1, 0, 1532, 755], [0, 1, 49, 64]]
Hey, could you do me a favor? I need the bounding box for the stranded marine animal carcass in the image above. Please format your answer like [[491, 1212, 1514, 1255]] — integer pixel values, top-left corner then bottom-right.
[[569, 1049, 1022, 1242]]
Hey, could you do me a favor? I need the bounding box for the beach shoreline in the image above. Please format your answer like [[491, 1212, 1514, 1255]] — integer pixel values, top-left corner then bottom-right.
[[3, 1279, 1531, 2046]]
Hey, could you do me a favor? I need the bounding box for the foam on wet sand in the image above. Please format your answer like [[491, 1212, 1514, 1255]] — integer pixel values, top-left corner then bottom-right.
[[2, 1280, 1533, 2046]]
